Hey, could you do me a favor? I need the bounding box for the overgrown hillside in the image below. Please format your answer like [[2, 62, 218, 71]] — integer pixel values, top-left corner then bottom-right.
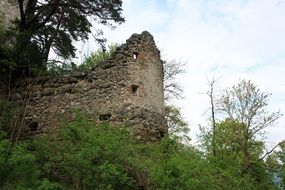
[[1, 112, 283, 190]]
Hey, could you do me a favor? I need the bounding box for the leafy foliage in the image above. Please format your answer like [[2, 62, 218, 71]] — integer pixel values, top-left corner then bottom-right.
[[44, 60, 77, 76], [279, 144, 285, 188], [17, 0, 124, 62], [0, 0, 124, 78], [43, 44, 117, 76], [269, 143, 285, 189], [165, 105, 190, 143], [0, 133, 61, 189], [0, 100, 20, 138], [0, 110, 281, 189], [34, 113, 136, 189], [200, 79, 283, 189], [217, 80, 281, 169], [78, 44, 117, 71], [218, 80, 281, 134], [0, 21, 17, 74], [201, 119, 280, 189]]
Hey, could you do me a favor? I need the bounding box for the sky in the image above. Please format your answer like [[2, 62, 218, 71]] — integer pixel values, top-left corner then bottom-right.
[[79, 0, 285, 148]]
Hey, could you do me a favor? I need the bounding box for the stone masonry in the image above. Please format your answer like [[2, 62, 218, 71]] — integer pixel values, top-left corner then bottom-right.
[[9, 31, 167, 142], [0, 0, 19, 29]]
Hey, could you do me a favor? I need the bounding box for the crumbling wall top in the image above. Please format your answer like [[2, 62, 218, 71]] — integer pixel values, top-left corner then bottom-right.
[[95, 31, 161, 70]]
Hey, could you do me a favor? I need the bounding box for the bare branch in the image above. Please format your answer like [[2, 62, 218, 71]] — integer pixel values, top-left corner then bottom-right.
[[259, 140, 285, 161], [163, 60, 185, 101], [241, 140, 285, 175]]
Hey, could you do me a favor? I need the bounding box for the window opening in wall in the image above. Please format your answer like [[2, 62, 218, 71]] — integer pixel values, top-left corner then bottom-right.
[[131, 85, 139, 95], [99, 114, 111, 121], [29, 121, 38, 131], [160, 131, 165, 138], [133, 52, 139, 60]]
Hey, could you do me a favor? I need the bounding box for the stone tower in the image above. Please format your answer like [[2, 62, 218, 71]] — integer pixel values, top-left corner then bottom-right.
[[9, 31, 167, 142]]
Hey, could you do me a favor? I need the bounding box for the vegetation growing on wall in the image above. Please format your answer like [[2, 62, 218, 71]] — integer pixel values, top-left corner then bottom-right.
[[44, 44, 117, 76], [78, 44, 118, 72]]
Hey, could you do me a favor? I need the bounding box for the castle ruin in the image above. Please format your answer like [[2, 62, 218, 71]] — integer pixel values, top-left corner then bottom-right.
[[9, 31, 167, 142]]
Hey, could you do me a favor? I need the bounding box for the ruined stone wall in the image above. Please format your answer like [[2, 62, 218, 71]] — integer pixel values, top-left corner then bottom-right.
[[9, 31, 167, 142], [0, 0, 19, 29]]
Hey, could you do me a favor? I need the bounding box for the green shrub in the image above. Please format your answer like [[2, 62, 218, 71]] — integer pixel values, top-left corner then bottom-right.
[[43, 44, 118, 76], [34, 113, 137, 190], [0, 111, 280, 189], [77, 44, 117, 71], [0, 100, 20, 138]]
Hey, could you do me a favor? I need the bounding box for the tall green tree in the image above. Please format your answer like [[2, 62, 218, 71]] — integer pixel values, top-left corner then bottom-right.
[[9, 0, 124, 75], [200, 80, 282, 189], [201, 118, 279, 189], [217, 80, 281, 171]]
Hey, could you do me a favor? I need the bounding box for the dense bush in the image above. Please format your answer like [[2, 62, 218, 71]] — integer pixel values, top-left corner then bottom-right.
[[0, 112, 282, 189], [77, 44, 117, 72]]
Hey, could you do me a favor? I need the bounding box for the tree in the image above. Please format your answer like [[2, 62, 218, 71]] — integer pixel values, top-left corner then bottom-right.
[[0, 17, 17, 75], [217, 80, 281, 171], [202, 119, 264, 167], [266, 141, 285, 189], [199, 79, 283, 189], [10, 0, 124, 74], [200, 118, 281, 189], [278, 143, 285, 188], [203, 77, 220, 156], [163, 60, 185, 101], [165, 105, 189, 143], [162, 60, 189, 142]]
